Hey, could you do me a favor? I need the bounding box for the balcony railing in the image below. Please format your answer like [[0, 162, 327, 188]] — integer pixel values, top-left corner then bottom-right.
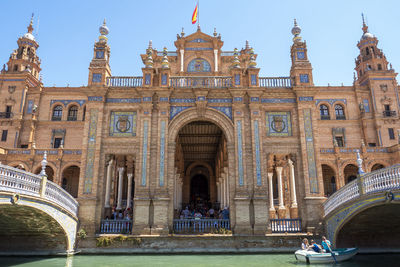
[[170, 76, 232, 88], [320, 115, 330, 120], [67, 116, 77, 121], [0, 112, 13, 119], [107, 76, 143, 87], [259, 77, 292, 88], [336, 115, 346, 120], [100, 219, 133, 234], [383, 110, 397, 117], [270, 219, 302, 233], [51, 116, 62, 121], [173, 219, 230, 233]]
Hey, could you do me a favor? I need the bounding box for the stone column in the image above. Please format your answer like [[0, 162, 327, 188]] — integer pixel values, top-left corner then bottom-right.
[[180, 49, 184, 72], [224, 168, 230, 207], [268, 172, 276, 219], [288, 159, 298, 218], [116, 167, 125, 210], [214, 49, 218, 72], [221, 177, 225, 208], [126, 173, 133, 209], [104, 158, 114, 208], [217, 181, 221, 204], [276, 167, 286, 218]]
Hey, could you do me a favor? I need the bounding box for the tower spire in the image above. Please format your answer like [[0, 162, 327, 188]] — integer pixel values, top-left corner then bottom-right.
[[361, 13, 368, 33], [27, 13, 34, 34]]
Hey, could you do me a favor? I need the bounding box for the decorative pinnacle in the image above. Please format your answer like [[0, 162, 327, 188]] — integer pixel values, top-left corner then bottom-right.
[[356, 151, 365, 175], [245, 40, 250, 50], [40, 151, 48, 177], [291, 18, 302, 43], [181, 27, 185, 37], [148, 40, 153, 50], [361, 13, 368, 33], [213, 28, 217, 37], [27, 13, 34, 33]]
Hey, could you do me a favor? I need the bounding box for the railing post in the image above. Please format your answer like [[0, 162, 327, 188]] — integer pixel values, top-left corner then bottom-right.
[[40, 175, 47, 198]]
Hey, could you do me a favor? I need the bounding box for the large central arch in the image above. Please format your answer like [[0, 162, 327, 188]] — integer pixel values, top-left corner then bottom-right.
[[167, 107, 236, 226]]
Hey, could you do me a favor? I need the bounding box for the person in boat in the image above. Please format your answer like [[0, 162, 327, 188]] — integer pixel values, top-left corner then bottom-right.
[[301, 238, 310, 250], [310, 240, 322, 253], [321, 236, 332, 252]]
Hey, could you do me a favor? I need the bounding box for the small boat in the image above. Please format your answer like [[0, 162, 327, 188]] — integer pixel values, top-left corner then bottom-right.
[[294, 248, 358, 264]]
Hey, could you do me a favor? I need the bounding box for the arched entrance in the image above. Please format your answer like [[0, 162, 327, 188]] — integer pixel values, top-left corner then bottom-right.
[[61, 166, 80, 198], [322, 164, 336, 197], [371, 163, 385, 172], [190, 174, 209, 203], [344, 164, 358, 184], [34, 166, 55, 182], [176, 121, 224, 213]]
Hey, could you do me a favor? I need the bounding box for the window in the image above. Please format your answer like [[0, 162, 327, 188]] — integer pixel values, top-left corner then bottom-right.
[[365, 48, 369, 55], [1, 130, 7, 142], [5, 106, 12, 118], [388, 128, 395, 140], [13, 65, 18, 71], [20, 144, 28, 148], [52, 105, 63, 121], [335, 136, 344, 147], [368, 143, 376, 147], [67, 106, 78, 121], [319, 104, 330, 120], [53, 137, 63, 148], [378, 64, 382, 70], [335, 105, 346, 120]]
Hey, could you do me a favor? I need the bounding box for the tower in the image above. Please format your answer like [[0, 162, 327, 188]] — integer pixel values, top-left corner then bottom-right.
[[3, 15, 41, 80], [355, 15, 399, 147], [290, 19, 313, 86], [88, 19, 111, 86]]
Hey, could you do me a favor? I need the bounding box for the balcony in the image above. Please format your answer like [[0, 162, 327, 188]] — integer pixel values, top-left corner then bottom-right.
[[320, 115, 330, 120], [270, 219, 302, 233], [67, 116, 77, 121], [383, 110, 396, 117], [336, 115, 346, 120], [107, 76, 143, 87], [170, 76, 232, 89], [0, 112, 13, 119], [259, 77, 292, 88]]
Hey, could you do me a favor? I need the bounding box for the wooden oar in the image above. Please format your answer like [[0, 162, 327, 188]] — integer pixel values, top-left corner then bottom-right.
[[329, 248, 338, 264]]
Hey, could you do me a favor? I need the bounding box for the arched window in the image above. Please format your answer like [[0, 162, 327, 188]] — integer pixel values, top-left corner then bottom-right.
[[67, 105, 78, 121], [378, 64, 382, 70], [187, 58, 211, 72], [335, 104, 346, 120], [52, 105, 63, 121], [319, 104, 330, 120]]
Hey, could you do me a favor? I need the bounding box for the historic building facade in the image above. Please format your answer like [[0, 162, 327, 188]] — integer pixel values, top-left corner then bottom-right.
[[1, 17, 399, 236]]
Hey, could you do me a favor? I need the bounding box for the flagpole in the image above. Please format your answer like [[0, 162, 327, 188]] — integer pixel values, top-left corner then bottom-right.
[[198, 0, 200, 28]]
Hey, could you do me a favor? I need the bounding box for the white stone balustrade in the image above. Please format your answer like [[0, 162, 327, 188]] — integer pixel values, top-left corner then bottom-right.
[[323, 164, 400, 217], [0, 164, 78, 217]]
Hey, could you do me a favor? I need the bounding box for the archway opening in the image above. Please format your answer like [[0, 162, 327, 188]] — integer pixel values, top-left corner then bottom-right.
[[61, 166, 80, 198], [344, 164, 358, 184], [34, 166, 55, 182], [371, 164, 385, 172], [336, 204, 400, 248], [190, 174, 209, 204], [175, 120, 227, 217], [322, 164, 336, 197]]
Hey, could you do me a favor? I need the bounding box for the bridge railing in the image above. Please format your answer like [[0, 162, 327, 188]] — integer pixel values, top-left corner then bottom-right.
[[100, 219, 133, 234], [0, 164, 79, 217], [270, 219, 302, 233], [323, 164, 400, 217], [173, 219, 230, 233]]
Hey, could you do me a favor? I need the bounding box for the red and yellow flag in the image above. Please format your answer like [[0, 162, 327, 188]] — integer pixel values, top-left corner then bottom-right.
[[192, 4, 198, 24]]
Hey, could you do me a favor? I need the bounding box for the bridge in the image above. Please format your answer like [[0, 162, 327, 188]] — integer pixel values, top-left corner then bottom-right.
[[0, 153, 79, 255], [324, 161, 400, 249]]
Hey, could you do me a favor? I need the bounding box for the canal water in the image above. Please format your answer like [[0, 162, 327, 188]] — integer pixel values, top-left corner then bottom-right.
[[1, 254, 399, 267]]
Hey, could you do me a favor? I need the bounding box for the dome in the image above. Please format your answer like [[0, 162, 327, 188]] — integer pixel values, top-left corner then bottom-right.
[[361, 32, 374, 40], [99, 19, 109, 36], [22, 32, 35, 41]]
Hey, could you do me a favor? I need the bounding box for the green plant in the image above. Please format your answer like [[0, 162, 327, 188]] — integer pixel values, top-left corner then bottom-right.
[[77, 228, 87, 239], [96, 236, 113, 247]]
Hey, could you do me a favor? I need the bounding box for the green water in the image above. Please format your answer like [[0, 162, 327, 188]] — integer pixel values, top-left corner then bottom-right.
[[1, 254, 399, 267]]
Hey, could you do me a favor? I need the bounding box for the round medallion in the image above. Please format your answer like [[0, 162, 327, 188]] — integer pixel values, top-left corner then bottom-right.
[[116, 116, 131, 133]]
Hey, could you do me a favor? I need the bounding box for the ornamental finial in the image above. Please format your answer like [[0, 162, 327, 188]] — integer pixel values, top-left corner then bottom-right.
[[40, 151, 48, 177], [361, 13, 368, 33], [213, 28, 217, 37], [231, 48, 241, 69], [27, 13, 34, 34], [99, 18, 109, 42], [356, 151, 365, 174], [291, 18, 302, 43]]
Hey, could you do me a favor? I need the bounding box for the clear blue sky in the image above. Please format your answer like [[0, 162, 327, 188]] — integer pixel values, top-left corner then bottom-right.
[[1, 0, 399, 87]]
